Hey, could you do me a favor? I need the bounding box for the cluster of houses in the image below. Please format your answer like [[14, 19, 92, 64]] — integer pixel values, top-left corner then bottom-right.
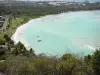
[[0, 0, 100, 7], [48, 1, 87, 6]]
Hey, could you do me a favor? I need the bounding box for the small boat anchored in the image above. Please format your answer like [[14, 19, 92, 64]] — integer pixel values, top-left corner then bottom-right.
[[37, 40, 42, 42]]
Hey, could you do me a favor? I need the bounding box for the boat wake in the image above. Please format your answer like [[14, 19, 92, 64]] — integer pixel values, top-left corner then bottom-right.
[[84, 45, 96, 50]]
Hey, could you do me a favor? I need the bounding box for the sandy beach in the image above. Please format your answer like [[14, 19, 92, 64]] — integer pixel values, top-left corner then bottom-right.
[[11, 11, 100, 55]]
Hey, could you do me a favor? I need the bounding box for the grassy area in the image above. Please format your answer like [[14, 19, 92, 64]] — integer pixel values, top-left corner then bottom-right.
[[6, 14, 42, 36], [0, 14, 44, 41], [0, 35, 5, 44]]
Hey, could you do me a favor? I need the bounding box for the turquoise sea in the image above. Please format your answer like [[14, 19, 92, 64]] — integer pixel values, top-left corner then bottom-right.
[[13, 10, 100, 56]]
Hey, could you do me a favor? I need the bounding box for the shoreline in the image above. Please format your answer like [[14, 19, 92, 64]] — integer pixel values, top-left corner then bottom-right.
[[11, 10, 100, 52]]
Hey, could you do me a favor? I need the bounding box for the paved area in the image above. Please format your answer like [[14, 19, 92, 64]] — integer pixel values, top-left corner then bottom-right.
[[0, 15, 9, 33]]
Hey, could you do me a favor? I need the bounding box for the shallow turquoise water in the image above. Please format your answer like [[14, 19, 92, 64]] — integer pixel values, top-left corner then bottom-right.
[[20, 10, 100, 56]]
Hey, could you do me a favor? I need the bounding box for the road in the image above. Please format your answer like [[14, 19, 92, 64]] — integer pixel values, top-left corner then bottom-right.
[[0, 15, 9, 33]]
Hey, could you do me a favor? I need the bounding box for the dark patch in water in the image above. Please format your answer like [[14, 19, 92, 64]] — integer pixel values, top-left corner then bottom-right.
[[37, 40, 42, 42]]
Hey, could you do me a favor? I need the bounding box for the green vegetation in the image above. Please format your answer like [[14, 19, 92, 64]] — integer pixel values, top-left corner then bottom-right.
[[0, 1, 100, 38], [6, 14, 43, 36], [0, 14, 45, 42], [0, 1, 100, 75], [0, 14, 44, 36], [0, 35, 100, 75]]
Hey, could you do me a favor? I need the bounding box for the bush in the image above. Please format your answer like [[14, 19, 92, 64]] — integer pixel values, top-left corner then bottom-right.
[[92, 50, 100, 75]]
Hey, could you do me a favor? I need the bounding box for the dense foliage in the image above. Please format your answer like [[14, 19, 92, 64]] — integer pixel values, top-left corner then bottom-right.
[[0, 35, 100, 75], [0, 1, 100, 16], [0, 1, 100, 75]]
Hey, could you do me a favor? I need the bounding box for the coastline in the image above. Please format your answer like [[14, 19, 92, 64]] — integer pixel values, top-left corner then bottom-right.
[[11, 21, 32, 50], [11, 12, 71, 50], [5, 10, 100, 38], [11, 12, 68, 50], [11, 10, 99, 52]]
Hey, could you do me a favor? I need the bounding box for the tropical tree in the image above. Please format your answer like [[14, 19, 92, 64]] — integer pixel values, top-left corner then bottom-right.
[[91, 50, 100, 75], [4, 34, 11, 42], [11, 42, 26, 56], [56, 54, 78, 75]]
